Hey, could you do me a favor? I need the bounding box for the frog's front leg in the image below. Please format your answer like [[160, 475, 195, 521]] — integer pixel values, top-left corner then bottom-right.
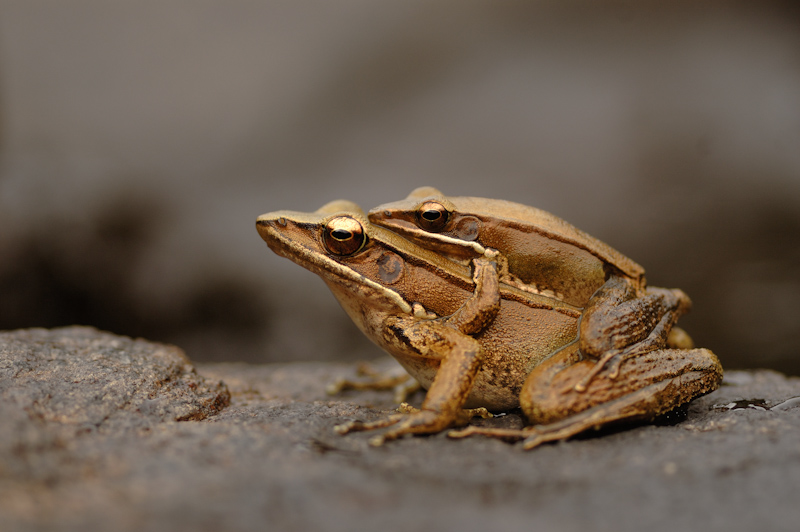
[[443, 252, 501, 334], [574, 275, 692, 391], [335, 256, 501, 445], [334, 317, 487, 445]]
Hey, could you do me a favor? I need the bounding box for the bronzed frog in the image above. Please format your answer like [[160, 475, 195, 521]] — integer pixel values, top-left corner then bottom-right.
[[256, 200, 721, 449], [370, 187, 699, 389]]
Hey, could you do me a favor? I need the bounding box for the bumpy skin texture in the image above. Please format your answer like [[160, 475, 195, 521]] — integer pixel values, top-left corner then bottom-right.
[[257, 198, 722, 448]]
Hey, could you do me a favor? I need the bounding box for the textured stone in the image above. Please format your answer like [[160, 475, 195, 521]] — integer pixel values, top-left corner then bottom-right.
[[0, 327, 230, 485], [1, 327, 799, 532], [0, 327, 229, 430]]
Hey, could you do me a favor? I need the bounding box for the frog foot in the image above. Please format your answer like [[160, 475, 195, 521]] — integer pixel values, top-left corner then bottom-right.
[[520, 426, 577, 450], [335, 404, 492, 446], [333, 403, 446, 446], [446, 419, 612, 451], [447, 426, 531, 442], [326, 364, 421, 403], [447, 423, 604, 451]]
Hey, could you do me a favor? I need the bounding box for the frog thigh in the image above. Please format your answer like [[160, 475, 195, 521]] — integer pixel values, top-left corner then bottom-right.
[[520, 347, 722, 429]]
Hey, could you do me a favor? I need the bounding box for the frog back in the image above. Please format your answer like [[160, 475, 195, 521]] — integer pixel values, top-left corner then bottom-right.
[[450, 196, 645, 305]]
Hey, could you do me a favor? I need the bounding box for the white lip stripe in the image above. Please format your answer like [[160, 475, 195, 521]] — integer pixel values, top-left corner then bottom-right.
[[260, 220, 414, 315]]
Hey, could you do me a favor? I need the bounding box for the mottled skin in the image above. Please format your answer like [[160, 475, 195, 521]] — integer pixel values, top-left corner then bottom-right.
[[256, 199, 722, 449]]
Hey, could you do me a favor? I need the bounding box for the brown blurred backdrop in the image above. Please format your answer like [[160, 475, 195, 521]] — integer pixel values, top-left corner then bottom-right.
[[1, 1, 798, 375]]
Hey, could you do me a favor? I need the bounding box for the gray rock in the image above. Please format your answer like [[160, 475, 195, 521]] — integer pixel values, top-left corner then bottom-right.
[[0, 326, 229, 430], [1, 327, 799, 532], [0, 327, 229, 482]]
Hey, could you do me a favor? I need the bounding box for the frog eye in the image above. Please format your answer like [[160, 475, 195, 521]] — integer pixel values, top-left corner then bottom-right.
[[416, 201, 450, 232], [323, 216, 367, 256]]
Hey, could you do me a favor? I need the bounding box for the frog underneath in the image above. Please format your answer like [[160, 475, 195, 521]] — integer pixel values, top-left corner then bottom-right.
[[256, 199, 721, 449]]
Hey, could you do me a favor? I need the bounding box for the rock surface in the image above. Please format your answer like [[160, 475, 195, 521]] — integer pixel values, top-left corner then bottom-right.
[[1, 327, 799, 532]]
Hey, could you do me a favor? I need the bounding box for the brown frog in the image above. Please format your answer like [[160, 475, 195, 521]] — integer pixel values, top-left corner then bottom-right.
[[369, 187, 699, 389], [256, 200, 721, 449]]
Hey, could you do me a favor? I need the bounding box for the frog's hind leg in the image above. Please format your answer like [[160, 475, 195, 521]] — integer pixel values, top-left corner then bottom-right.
[[451, 345, 722, 449], [519, 346, 722, 449], [575, 278, 693, 392]]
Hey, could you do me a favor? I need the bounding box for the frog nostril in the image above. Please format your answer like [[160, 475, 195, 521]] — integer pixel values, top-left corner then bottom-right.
[[257, 217, 287, 228]]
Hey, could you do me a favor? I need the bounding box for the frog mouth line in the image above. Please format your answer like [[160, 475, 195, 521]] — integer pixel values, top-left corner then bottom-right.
[[256, 216, 414, 315]]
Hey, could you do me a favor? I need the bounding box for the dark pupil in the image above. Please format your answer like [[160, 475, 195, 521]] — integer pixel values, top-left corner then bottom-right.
[[331, 229, 352, 241], [422, 210, 441, 222]]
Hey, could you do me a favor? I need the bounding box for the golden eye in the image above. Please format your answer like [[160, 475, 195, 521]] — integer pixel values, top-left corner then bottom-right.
[[416, 201, 449, 232], [323, 217, 367, 256]]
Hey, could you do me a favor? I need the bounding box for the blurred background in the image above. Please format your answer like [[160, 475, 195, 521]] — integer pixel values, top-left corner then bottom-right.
[[0, 1, 798, 375]]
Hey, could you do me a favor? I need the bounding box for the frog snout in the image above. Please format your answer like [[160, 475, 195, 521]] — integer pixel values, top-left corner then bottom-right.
[[255, 215, 281, 243], [256, 214, 288, 230], [256, 218, 278, 229]]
